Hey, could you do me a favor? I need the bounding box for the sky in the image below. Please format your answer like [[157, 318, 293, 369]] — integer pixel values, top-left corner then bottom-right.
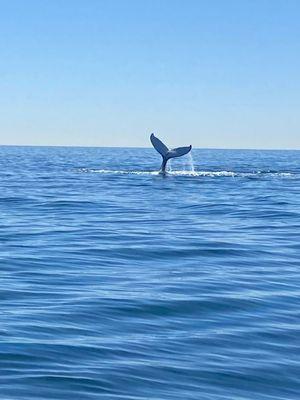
[[0, 0, 299, 149]]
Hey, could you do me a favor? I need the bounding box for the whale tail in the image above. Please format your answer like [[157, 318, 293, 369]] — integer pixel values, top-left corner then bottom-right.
[[150, 133, 192, 173]]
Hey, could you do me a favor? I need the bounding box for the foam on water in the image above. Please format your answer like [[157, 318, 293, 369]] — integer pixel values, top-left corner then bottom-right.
[[78, 168, 295, 178]]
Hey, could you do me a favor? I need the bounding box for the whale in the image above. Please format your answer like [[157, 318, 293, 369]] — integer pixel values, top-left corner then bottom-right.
[[150, 133, 192, 174]]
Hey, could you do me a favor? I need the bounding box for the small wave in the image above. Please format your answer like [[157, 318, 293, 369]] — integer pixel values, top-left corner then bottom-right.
[[77, 168, 296, 178]]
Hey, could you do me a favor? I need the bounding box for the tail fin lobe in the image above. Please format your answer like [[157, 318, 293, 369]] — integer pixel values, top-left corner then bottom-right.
[[150, 133, 169, 157], [167, 145, 192, 159]]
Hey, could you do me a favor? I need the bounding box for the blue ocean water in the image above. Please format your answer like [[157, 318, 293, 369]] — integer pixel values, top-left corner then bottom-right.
[[0, 146, 300, 400]]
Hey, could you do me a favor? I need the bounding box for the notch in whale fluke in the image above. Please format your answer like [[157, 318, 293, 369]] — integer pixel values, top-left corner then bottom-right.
[[150, 133, 192, 174]]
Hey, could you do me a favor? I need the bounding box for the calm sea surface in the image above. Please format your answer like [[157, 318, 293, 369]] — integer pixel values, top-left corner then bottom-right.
[[0, 146, 300, 400]]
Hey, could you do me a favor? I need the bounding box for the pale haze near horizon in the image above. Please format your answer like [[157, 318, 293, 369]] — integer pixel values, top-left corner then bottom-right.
[[0, 0, 299, 149]]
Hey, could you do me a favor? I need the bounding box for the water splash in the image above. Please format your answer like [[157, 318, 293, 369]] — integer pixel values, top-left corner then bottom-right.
[[167, 152, 195, 174], [166, 160, 172, 173], [187, 152, 195, 174]]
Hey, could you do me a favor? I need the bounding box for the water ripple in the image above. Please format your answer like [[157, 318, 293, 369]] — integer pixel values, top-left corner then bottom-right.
[[0, 147, 300, 399]]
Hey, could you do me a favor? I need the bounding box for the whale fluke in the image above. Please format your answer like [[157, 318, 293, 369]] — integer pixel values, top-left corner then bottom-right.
[[150, 133, 192, 174]]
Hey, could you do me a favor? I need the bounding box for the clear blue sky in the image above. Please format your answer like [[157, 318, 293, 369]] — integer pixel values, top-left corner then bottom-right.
[[0, 0, 299, 148]]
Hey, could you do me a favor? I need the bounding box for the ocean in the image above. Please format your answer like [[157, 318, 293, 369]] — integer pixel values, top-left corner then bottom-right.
[[0, 146, 300, 400]]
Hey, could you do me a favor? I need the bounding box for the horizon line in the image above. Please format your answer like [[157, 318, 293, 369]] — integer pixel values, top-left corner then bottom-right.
[[0, 144, 299, 151]]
